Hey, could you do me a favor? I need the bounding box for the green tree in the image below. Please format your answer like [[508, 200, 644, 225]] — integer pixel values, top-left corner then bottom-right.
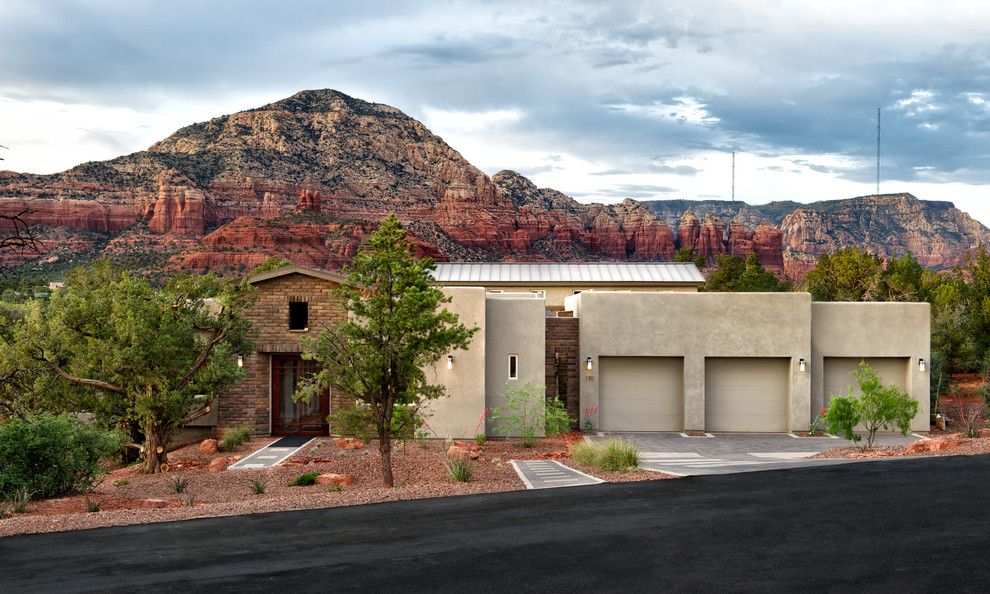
[[14, 262, 255, 473], [673, 247, 695, 263], [804, 247, 885, 301], [824, 361, 919, 449], [251, 256, 292, 275], [704, 253, 787, 292], [300, 215, 477, 486], [703, 254, 745, 291]]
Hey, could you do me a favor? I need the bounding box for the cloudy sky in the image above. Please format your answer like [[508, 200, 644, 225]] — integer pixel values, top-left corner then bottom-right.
[[1, 1, 989, 222]]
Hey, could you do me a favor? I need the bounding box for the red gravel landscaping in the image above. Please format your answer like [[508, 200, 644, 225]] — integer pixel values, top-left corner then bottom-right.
[[0, 434, 676, 537]]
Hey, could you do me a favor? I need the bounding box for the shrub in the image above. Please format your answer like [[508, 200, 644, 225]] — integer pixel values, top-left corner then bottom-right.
[[809, 407, 827, 436], [330, 404, 422, 442], [474, 433, 487, 446], [248, 477, 268, 495], [444, 459, 472, 483], [183, 493, 196, 506], [491, 382, 544, 447], [171, 475, 188, 493], [9, 488, 29, 513], [545, 396, 574, 437], [288, 471, 321, 487], [825, 361, 920, 449], [218, 426, 251, 452], [572, 438, 639, 472], [112, 479, 129, 488], [85, 497, 100, 513], [0, 414, 122, 500], [955, 401, 982, 438]]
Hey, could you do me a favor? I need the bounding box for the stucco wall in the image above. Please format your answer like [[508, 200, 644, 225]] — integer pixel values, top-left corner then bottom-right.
[[572, 292, 813, 432], [811, 302, 931, 431], [485, 295, 547, 436], [445, 285, 697, 307], [421, 287, 487, 439]]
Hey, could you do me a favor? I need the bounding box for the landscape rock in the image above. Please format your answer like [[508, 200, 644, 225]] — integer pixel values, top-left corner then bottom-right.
[[980, 428, 990, 438], [904, 440, 932, 455], [134, 499, 171, 509], [447, 445, 471, 461], [207, 457, 229, 472], [930, 439, 965, 452], [198, 439, 219, 455], [335, 438, 365, 450], [314, 473, 357, 487]]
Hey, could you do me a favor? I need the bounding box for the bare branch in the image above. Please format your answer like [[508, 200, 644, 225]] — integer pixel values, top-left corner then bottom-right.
[[41, 359, 127, 395]]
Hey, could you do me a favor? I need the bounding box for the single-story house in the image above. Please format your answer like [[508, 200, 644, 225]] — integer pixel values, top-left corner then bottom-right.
[[217, 262, 930, 437]]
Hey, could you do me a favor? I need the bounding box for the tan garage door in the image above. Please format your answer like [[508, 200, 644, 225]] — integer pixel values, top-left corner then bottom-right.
[[705, 358, 789, 432], [599, 357, 683, 431], [823, 357, 908, 404]]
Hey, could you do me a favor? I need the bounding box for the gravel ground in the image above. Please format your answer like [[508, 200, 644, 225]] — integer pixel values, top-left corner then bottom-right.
[[0, 434, 674, 537], [811, 436, 990, 459]]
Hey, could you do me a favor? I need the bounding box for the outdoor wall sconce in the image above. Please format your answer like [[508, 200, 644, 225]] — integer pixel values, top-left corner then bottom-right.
[[447, 354, 454, 369], [919, 358, 925, 372], [237, 355, 244, 368], [586, 356, 593, 370], [798, 358, 806, 372]]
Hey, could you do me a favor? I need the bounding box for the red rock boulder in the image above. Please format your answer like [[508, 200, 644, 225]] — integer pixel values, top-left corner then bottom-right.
[[447, 445, 471, 461], [199, 439, 219, 455], [314, 473, 357, 487], [207, 457, 229, 472]]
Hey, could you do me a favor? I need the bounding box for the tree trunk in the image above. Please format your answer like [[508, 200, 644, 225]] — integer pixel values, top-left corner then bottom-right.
[[141, 422, 169, 474], [378, 424, 394, 487]]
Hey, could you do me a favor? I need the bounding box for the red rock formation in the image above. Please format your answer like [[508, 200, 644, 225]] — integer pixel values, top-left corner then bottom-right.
[[146, 171, 206, 236], [696, 214, 727, 258], [677, 210, 700, 252], [295, 189, 321, 213]]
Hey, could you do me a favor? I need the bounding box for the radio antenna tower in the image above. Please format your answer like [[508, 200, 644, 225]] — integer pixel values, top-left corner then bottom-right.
[[875, 106, 881, 196], [731, 150, 735, 201]]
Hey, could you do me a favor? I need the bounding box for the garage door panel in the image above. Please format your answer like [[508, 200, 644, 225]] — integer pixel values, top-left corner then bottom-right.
[[824, 357, 907, 403], [600, 357, 683, 432], [705, 358, 789, 432]]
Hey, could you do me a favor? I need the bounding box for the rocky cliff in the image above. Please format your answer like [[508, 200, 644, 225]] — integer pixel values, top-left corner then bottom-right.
[[1, 89, 987, 279]]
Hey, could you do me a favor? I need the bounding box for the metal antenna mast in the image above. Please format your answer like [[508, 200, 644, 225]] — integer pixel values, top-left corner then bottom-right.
[[876, 106, 881, 196], [731, 151, 735, 201]]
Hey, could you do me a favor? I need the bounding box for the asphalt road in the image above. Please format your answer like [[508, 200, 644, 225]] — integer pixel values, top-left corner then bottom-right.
[[2, 455, 989, 593]]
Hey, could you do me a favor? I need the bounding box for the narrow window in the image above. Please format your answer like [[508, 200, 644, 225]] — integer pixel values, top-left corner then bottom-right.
[[289, 301, 309, 330], [508, 354, 518, 380]]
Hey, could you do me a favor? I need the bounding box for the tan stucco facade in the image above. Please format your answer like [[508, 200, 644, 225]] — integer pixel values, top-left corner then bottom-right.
[[421, 287, 488, 439], [569, 291, 813, 432], [476, 285, 697, 308], [811, 302, 931, 432], [484, 294, 547, 436]]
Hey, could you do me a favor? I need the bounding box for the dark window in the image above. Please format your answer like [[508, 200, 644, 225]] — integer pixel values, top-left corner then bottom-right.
[[289, 301, 308, 330], [508, 354, 518, 380]]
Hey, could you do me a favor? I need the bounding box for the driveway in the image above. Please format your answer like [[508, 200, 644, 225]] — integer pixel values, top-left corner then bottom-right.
[[594, 432, 922, 475], [1, 454, 987, 592]]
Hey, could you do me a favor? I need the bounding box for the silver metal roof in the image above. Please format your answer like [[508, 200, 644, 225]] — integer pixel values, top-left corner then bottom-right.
[[432, 262, 705, 285]]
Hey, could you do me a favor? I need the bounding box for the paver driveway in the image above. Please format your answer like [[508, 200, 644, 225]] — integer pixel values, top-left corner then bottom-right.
[[594, 432, 922, 475]]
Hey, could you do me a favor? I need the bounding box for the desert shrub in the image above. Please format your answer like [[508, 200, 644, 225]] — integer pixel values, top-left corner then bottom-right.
[[85, 497, 100, 513], [112, 479, 129, 487], [491, 382, 545, 447], [809, 406, 827, 436], [218, 426, 252, 452], [572, 438, 639, 471], [248, 477, 268, 494], [171, 475, 188, 493], [8, 488, 29, 513], [0, 414, 122, 499], [288, 471, 321, 487], [825, 361, 920, 449], [444, 459, 472, 483], [955, 402, 982, 438], [474, 433, 487, 446], [545, 396, 574, 437], [330, 403, 422, 442]]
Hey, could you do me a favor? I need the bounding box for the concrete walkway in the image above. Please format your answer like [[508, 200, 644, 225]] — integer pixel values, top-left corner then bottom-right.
[[510, 460, 604, 489], [595, 432, 922, 476], [227, 437, 313, 470]]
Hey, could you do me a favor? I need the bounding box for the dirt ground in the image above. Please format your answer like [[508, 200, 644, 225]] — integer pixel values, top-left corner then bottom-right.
[[0, 433, 674, 537]]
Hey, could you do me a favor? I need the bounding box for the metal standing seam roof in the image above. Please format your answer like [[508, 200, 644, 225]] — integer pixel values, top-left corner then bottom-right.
[[431, 262, 705, 284]]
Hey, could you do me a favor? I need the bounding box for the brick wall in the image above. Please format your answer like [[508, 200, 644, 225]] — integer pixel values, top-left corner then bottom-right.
[[218, 273, 349, 434], [545, 317, 580, 430]]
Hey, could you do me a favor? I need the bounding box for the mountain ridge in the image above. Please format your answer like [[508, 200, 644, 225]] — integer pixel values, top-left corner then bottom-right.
[[1, 88, 988, 279]]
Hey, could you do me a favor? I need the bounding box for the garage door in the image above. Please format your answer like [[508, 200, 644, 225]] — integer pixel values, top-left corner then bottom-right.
[[705, 358, 789, 432], [599, 357, 683, 431], [823, 357, 908, 404]]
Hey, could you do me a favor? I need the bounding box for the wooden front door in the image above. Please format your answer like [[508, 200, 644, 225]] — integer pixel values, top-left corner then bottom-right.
[[272, 355, 330, 436]]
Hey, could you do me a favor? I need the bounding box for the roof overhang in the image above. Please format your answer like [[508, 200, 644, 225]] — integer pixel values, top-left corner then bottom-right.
[[246, 265, 347, 286]]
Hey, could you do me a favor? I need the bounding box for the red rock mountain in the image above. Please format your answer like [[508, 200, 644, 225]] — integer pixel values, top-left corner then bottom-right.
[[1, 89, 987, 278]]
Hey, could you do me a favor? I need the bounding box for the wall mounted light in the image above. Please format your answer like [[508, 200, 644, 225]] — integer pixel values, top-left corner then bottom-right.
[[586, 356, 593, 371], [798, 358, 806, 372], [447, 354, 454, 370], [918, 358, 925, 372], [237, 355, 244, 368]]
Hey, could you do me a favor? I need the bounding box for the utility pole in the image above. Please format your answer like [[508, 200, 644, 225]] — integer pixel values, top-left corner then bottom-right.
[[731, 150, 735, 201], [876, 106, 881, 196]]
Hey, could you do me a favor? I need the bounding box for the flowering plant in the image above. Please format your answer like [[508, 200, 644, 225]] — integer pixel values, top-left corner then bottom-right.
[[582, 405, 599, 433], [809, 406, 827, 436]]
